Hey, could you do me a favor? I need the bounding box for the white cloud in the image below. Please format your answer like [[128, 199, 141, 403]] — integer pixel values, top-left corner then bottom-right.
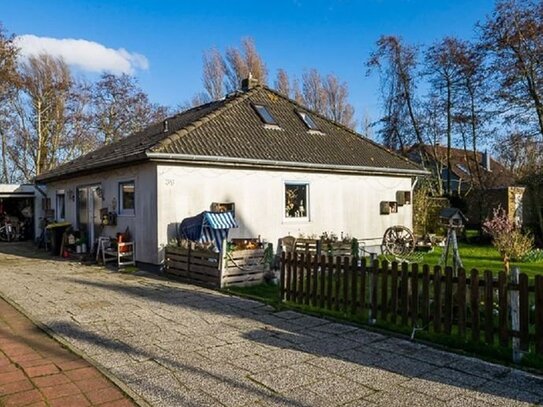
[[15, 34, 149, 74]]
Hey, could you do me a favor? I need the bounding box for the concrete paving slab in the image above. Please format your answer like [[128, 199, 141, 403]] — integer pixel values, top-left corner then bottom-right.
[[0, 243, 542, 407]]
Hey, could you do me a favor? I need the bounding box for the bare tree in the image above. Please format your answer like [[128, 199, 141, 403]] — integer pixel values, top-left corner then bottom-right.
[[425, 37, 466, 194], [482, 0, 543, 142], [202, 48, 225, 101], [292, 77, 304, 105], [12, 54, 72, 177], [7, 54, 94, 180], [452, 40, 493, 196], [274, 68, 290, 97], [225, 37, 267, 92], [90, 73, 170, 144], [322, 74, 356, 129], [367, 35, 423, 150], [0, 23, 19, 182], [494, 132, 543, 177], [302, 69, 326, 115]]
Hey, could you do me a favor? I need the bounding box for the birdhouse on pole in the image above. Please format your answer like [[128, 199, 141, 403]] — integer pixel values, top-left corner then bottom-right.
[[439, 208, 468, 229]]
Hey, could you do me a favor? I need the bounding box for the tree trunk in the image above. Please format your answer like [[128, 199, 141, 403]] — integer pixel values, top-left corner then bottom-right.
[[446, 77, 452, 195]]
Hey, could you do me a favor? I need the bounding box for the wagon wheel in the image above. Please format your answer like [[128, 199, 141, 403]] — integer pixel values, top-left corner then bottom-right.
[[381, 226, 415, 261]]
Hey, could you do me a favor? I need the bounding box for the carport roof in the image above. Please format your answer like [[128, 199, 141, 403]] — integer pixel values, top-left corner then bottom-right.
[[0, 184, 37, 198]]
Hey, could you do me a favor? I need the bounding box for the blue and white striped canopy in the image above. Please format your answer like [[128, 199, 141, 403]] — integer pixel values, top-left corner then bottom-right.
[[203, 211, 238, 229], [179, 211, 238, 252]]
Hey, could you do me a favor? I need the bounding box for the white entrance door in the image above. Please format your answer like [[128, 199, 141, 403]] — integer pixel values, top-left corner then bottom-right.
[[77, 185, 102, 251]]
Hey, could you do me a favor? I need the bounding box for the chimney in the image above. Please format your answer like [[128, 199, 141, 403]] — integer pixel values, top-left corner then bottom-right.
[[482, 149, 491, 171], [163, 119, 169, 133], [241, 73, 259, 91]]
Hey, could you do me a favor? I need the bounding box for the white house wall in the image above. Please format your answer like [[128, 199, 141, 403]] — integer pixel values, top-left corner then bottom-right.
[[157, 164, 413, 261], [43, 163, 158, 264]]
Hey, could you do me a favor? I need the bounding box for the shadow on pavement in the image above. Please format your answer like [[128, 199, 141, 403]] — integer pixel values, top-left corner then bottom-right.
[[62, 277, 543, 406]]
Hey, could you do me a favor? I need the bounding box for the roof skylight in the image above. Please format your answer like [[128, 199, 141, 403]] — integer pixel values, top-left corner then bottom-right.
[[253, 104, 277, 125], [297, 111, 319, 130], [457, 164, 470, 174]]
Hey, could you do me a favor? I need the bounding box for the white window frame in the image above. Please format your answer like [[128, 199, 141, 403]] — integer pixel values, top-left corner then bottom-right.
[[283, 181, 310, 222], [56, 190, 65, 222], [119, 181, 135, 216]]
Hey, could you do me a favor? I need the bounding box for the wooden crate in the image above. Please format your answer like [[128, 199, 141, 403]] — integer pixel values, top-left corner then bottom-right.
[[165, 246, 221, 288], [294, 238, 320, 256], [327, 242, 352, 257], [222, 248, 266, 287], [165, 246, 266, 288]]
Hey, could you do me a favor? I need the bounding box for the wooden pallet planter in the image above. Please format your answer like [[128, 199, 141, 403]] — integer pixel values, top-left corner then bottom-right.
[[294, 238, 321, 256], [222, 248, 267, 287], [325, 242, 353, 257], [287, 238, 353, 258], [165, 245, 221, 288], [165, 245, 266, 288]]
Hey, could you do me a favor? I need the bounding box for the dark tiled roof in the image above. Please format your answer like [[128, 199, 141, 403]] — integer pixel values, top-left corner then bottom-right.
[[37, 86, 425, 182], [36, 99, 227, 182]]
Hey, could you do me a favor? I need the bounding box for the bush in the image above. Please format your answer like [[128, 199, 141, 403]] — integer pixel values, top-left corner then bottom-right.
[[483, 206, 534, 271]]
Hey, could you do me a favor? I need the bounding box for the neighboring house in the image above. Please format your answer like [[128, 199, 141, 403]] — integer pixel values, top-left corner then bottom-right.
[[408, 144, 524, 226], [35, 80, 427, 268], [408, 143, 515, 194]]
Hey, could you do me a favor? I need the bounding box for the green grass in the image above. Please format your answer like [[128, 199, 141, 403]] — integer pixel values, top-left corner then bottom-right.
[[419, 243, 543, 278], [224, 282, 281, 306]]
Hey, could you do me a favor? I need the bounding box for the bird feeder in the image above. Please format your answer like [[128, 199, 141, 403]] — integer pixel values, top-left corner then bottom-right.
[[439, 208, 468, 229]]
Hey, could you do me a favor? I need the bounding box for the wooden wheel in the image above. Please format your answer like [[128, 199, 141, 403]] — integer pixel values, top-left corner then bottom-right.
[[382, 226, 415, 260]]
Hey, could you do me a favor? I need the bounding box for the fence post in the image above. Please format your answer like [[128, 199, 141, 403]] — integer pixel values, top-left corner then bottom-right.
[[369, 259, 379, 324], [219, 241, 227, 289], [280, 251, 286, 301], [510, 267, 521, 364]]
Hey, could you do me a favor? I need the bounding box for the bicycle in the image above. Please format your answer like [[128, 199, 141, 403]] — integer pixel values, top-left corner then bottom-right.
[[0, 220, 16, 242]]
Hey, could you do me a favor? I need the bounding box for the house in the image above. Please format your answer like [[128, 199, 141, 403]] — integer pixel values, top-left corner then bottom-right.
[[408, 143, 516, 193], [35, 80, 428, 269], [408, 144, 524, 226]]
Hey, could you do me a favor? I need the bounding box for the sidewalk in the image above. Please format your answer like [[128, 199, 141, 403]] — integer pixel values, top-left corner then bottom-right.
[[0, 297, 136, 407]]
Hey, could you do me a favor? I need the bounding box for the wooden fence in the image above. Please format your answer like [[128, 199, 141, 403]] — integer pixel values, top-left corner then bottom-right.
[[165, 245, 267, 288], [280, 252, 543, 355]]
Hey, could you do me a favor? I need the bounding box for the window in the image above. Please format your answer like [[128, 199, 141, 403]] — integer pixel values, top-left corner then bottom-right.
[[56, 191, 65, 221], [457, 164, 470, 174], [253, 104, 277, 125], [285, 183, 309, 219], [297, 111, 319, 130], [119, 181, 135, 215]]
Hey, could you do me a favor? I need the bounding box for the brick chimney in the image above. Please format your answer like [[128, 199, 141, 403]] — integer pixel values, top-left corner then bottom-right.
[[481, 150, 491, 172], [241, 73, 259, 91]]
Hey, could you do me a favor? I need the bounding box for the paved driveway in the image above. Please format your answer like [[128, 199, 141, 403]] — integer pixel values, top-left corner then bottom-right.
[[0, 243, 542, 406]]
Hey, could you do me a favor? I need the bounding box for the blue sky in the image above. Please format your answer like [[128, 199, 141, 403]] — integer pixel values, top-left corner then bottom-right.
[[3, 0, 496, 131]]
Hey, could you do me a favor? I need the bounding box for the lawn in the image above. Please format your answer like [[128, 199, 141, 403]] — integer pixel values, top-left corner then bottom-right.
[[419, 243, 543, 278], [230, 243, 543, 301]]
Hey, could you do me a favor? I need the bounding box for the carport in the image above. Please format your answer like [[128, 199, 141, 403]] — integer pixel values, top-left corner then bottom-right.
[[0, 184, 44, 241]]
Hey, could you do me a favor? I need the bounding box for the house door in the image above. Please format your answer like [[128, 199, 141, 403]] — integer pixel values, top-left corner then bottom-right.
[[77, 185, 102, 251]]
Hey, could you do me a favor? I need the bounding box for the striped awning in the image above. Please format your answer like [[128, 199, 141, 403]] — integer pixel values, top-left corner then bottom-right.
[[178, 211, 237, 252], [203, 211, 238, 229]]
